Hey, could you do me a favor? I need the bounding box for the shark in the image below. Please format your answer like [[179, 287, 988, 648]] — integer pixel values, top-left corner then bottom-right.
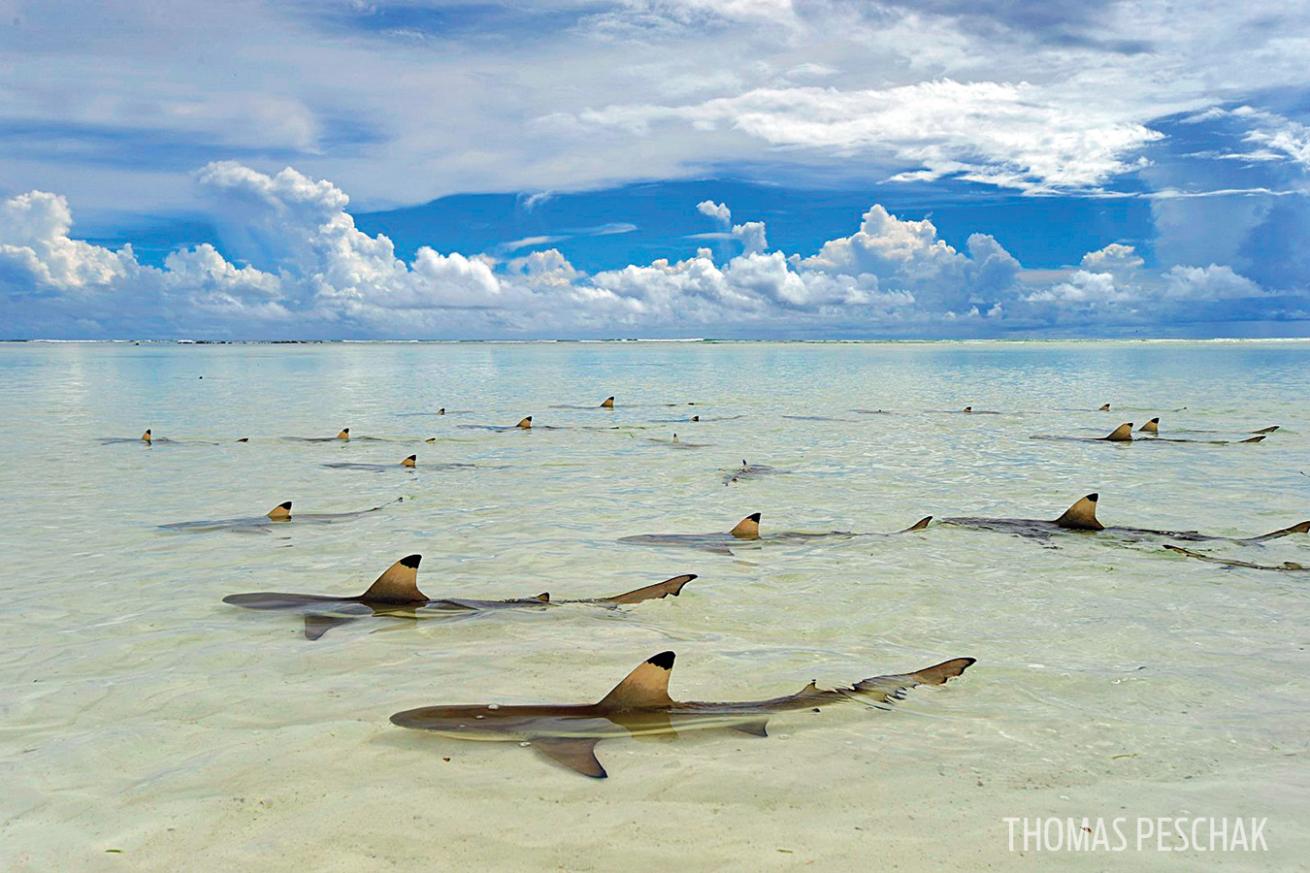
[[940, 493, 1309, 544], [1138, 419, 1279, 438], [1163, 544, 1308, 572], [618, 512, 932, 554], [284, 428, 354, 442], [161, 498, 401, 533], [458, 416, 556, 431], [321, 454, 470, 473], [223, 555, 696, 639], [722, 460, 785, 485], [551, 396, 616, 410], [389, 651, 975, 778], [646, 433, 710, 448], [1032, 423, 1266, 444], [100, 429, 213, 445]]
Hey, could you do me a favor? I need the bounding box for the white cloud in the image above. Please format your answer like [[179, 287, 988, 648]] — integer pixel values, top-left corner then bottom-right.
[[696, 199, 731, 224]]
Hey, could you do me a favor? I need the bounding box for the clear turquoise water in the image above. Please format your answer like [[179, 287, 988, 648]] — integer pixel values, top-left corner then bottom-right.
[[1, 340, 1307, 871]]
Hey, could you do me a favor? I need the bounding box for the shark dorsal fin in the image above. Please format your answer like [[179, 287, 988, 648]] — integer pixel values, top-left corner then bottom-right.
[[600, 396, 615, 408], [1138, 418, 1159, 434], [536, 592, 550, 602], [516, 416, 533, 429], [1251, 425, 1278, 434], [361, 554, 427, 603], [142, 429, 152, 443], [730, 513, 761, 539], [1053, 494, 1103, 530], [1240, 435, 1265, 443], [267, 501, 292, 520], [902, 516, 933, 532], [691, 415, 699, 422], [671, 433, 679, 442], [236, 437, 249, 443], [1103, 423, 1133, 441], [337, 428, 350, 440], [962, 406, 972, 414], [401, 454, 416, 467], [599, 651, 675, 710], [437, 407, 445, 415], [1099, 403, 1111, 411]]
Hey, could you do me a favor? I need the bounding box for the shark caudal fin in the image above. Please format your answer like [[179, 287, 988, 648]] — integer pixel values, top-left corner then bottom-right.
[[729, 513, 761, 539], [1138, 418, 1159, 434], [600, 396, 615, 408], [599, 574, 696, 605], [1250, 425, 1279, 434], [901, 516, 933, 532], [516, 416, 533, 429], [141, 429, 153, 443], [401, 454, 417, 467], [1099, 403, 1111, 411], [851, 657, 976, 704], [337, 428, 350, 440], [1103, 423, 1134, 441], [266, 501, 293, 520], [598, 651, 675, 710], [1248, 520, 1310, 542], [360, 554, 427, 603], [1053, 494, 1103, 530]]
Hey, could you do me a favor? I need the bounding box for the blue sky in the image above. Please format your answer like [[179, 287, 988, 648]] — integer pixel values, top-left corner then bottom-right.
[[2, 1, 1309, 339]]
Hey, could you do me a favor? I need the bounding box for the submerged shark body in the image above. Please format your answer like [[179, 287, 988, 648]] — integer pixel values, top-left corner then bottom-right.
[[618, 513, 931, 555], [1163, 545, 1308, 572], [1032, 423, 1266, 445], [942, 493, 1308, 544], [646, 433, 710, 448], [161, 499, 399, 533], [390, 651, 975, 778], [321, 455, 469, 473], [223, 555, 696, 639], [722, 461, 785, 485]]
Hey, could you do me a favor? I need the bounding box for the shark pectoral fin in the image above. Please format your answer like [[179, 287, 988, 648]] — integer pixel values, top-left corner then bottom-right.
[[901, 516, 933, 533], [1103, 423, 1134, 441], [599, 652, 676, 709], [601, 574, 697, 605], [730, 719, 769, 737], [304, 614, 359, 640], [1248, 520, 1310, 542], [1053, 493, 1103, 531], [529, 737, 607, 778], [852, 657, 976, 704], [729, 513, 761, 539], [361, 554, 428, 602]]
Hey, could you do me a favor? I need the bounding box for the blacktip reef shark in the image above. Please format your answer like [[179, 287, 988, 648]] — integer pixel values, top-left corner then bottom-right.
[[458, 416, 554, 431], [223, 555, 697, 639], [1137, 419, 1279, 437], [283, 427, 353, 442], [939, 493, 1308, 544], [723, 460, 785, 485], [619, 512, 932, 554], [161, 498, 402, 533], [100, 429, 215, 445], [937, 406, 1000, 415], [389, 651, 975, 778], [645, 432, 710, 448], [551, 396, 617, 410], [1163, 545, 1308, 572], [321, 454, 472, 473], [1032, 422, 1266, 444]]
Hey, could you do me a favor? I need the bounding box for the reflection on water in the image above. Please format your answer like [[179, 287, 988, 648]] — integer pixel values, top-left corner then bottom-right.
[[1, 340, 1307, 871]]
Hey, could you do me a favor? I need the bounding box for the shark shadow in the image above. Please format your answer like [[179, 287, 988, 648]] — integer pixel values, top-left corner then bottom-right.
[[1163, 544, 1308, 572]]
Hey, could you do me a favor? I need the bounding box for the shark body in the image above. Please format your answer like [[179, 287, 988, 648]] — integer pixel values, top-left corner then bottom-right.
[[618, 513, 931, 554], [390, 651, 975, 778], [161, 499, 399, 533]]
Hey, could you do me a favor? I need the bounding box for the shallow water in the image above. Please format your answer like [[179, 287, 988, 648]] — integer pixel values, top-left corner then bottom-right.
[[1, 340, 1307, 871]]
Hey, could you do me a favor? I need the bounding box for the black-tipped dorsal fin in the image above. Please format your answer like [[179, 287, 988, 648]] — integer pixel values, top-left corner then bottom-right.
[[1099, 403, 1111, 411], [1250, 425, 1278, 434], [962, 406, 972, 413], [1138, 418, 1159, 434], [1053, 493, 1103, 530], [141, 428, 153, 442], [530, 737, 606, 778], [516, 416, 533, 429], [601, 574, 696, 605], [901, 516, 933, 532], [236, 437, 249, 443], [401, 454, 417, 467], [361, 554, 427, 603], [267, 501, 293, 520], [536, 592, 550, 602], [598, 651, 675, 710], [1103, 423, 1134, 441], [337, 428, 350, 440], [437, 407, 445, 415], [729, 513, 761, 539], [600, 396, 615, 408]]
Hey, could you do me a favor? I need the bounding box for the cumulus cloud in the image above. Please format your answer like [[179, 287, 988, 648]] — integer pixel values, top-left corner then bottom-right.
[[0, 163, 1295, 338], [696, 199, 731, 225]]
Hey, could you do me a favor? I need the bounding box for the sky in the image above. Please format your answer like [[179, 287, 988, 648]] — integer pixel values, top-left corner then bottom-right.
[[2, 0, 1310, 339]]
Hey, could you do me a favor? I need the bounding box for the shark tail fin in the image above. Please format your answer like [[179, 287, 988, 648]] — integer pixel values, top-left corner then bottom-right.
[[1053, 493, 1103, 530], [1248, 520, 1310, 542], [267, 501, 293, 520], [401, 454, 417, 467], [1250, 425, 1279, 434], [337, 428, 350, 440], [729, 513, 761, 539], [361, 554, 427, 603], [600, 396, 615, 408], [598, 651, 675, 710], [1138, 418, 1159, 434], [516, 416, 533, 429], [600, 574, 696, 605], [851, 657, 976, 704], [1104, 423, 1134, 441], [901, 516, 933, 533], [141, 428, 153, 443]]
